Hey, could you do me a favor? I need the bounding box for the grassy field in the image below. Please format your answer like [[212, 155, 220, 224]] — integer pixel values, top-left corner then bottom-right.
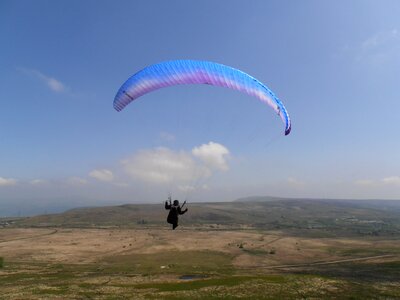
[[0, 227, 399, 299], [1, 199, 400, 298]]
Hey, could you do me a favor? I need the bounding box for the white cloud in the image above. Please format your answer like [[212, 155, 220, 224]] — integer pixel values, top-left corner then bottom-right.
[[112, 182, 130, 187], [122, 147, 210, 184], [159, 132, 176, 142], [121, 142, 231, 186], [18, 67, 66, 92], [362, 29, 398, 49], [67, 177, 88, 186], [356, 29, 400, 65], [177, 185, 196, 192], [354, 179, 375, 186], [121, 142, 230, 190], [355, 176, 400, 187], [89, 169, 114, 182], [381, 176, 400, 186], [287, 177, 305, 187], [0, 177, 17, 186], [30, 179, 48, 186], [192, 142, 230, 171]]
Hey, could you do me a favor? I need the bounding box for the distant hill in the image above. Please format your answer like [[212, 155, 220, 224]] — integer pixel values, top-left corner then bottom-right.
[[234, 195, 289, 202], [16, 197, 400, 237], [236, 196, 400, 210]]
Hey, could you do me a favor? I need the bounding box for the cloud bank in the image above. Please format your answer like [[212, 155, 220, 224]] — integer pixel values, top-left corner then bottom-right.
[[192, 142, 230, 171], [0, 177, 17, 186], [121, 142, 230, 186], [356, 176, 400, 187], [89, 169, 114, 182]]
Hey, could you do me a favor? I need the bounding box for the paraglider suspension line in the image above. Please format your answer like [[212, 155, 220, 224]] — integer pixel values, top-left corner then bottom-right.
[[123, 90, 134, 101]]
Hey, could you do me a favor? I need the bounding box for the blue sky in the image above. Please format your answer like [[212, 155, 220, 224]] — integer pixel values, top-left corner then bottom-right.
[[1, 1, 400, 215]]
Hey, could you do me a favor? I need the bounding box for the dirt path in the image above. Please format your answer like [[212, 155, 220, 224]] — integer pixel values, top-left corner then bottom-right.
[[241, 254, 397, 270], [265, 236, 283, 245], [0, 229, 58, 243]]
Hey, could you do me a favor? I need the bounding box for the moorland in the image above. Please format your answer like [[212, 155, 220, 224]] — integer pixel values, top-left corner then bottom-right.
[[1, 197, 399, 299]]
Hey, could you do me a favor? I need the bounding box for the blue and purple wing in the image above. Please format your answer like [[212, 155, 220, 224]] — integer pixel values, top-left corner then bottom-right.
[[114, 60, 291, 135]]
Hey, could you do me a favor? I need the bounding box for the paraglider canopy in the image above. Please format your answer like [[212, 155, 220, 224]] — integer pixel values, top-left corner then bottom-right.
[[114, 60, 291, 135]]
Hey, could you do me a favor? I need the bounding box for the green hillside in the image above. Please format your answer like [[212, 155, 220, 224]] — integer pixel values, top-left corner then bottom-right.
[[16, 198, 400, 237]]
